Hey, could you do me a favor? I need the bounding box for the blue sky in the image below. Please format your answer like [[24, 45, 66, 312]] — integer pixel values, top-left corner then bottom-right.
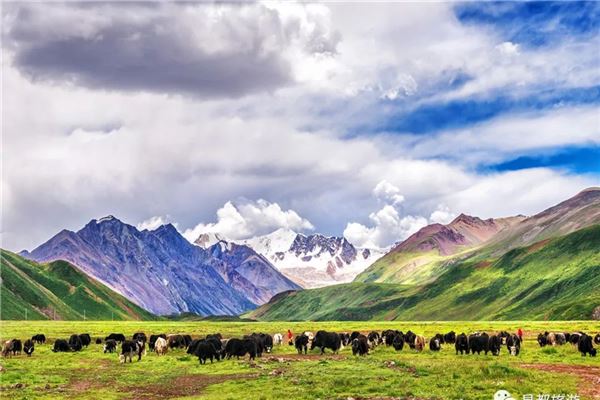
[[379, 85, 600, 135], [356, 2, 600, 179], [489, 146, 600, 174], [2, 2, 599, 251], [455, 1, 600, 47]]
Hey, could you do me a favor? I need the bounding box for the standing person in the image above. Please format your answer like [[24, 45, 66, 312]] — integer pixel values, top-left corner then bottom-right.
[[517, 328, 523, 344], [287, 329, 294, 345]]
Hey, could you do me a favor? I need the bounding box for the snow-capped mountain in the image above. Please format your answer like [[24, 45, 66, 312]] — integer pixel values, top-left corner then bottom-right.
[[194, 228, 384, 288], [240, 228, 299, 257]]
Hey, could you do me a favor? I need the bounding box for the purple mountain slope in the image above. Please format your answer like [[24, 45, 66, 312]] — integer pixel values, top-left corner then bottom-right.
[[25, 216, 300, 315], [207, 241, 301, 304]]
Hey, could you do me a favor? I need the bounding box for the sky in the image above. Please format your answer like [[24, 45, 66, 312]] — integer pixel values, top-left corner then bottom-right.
[[2, 1, 599, 252]]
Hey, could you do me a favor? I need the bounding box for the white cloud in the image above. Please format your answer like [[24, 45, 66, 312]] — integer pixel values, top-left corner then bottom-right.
[[405, 106, 600, 166], [137, 216, 176, 231], [441, 168, 596, 218], [496, 41, 520, 56], [2, 2, 599, 252], [343, 182, 428, 249], [183, 200, 314, 242], [429, 204, 456, 225]]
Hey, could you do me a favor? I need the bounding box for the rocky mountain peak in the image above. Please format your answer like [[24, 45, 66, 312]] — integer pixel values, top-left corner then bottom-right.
[[194, 232, 228, 249], [97, 215, 120, 223], [152, 223, 180, 238], [450, 213, 491, 226]]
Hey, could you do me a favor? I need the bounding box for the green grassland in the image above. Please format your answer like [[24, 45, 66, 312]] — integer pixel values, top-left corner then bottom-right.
[[248, 226, 600, 321], [0, 251, 156, 321], [0, 321, 599, 400]]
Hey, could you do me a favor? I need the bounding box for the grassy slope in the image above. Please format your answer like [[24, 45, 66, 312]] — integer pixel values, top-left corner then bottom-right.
[[249, 283, 419, 321], [355, 250, 447, 284], [247, 225, 600, 321], [0, 321, 598, 400], [0, 250, 157, 321]]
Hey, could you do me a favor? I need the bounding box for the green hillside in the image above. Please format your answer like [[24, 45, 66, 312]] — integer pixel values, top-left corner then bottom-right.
[[355, 249, 449, 284], [247, 225, 600, 321], [0, 250, 157, 320]]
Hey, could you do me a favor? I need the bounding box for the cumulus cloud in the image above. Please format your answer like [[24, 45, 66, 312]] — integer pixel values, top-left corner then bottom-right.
[[344, 205, 428, 250], [343, 182, 429, 249], [182, 200, 314, 242], [3, 2, 340, 98], [373, 180, 405, 205]]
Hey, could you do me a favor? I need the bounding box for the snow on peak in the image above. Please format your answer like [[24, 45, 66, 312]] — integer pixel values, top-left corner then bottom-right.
[[97, 215, 118, 223], [240, 228, 298, 255], [218, 240, 233, 253]]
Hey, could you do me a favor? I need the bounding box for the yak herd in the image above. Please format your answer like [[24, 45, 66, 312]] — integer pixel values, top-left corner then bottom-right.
[[537, 331, 597, 356], [2, 329, 598, 364]]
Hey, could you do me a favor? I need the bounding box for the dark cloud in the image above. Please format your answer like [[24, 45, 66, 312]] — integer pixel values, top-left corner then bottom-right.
[[2, 3, 336, 98]]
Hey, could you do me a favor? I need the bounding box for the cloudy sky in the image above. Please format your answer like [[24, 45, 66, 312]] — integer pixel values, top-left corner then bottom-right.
[[2, 1, 599, 252]]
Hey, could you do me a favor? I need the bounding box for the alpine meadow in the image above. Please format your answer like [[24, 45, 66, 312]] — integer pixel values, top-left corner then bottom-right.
[[1, 2, 599, 400]]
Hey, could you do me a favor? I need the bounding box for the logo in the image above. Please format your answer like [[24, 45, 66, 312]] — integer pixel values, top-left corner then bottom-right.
[[494, 390, 516, 400]]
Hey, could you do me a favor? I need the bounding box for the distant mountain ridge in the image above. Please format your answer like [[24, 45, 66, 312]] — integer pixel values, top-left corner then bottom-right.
[[24, 216, 299, 316], [484, 187, 600, 254], [19, 188, 600, 320], [388, 213, 525, 257], [247, 188, 600, 321], [194, 228, 384, 288], [356, 188, 600, 284]]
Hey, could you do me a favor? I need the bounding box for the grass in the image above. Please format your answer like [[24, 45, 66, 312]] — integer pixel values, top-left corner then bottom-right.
[[0, 321, 599, 400]]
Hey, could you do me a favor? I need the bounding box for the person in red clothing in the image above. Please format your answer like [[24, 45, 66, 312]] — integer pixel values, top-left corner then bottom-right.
[[517, 328, 523, 343], [287, 329, 294, 345]]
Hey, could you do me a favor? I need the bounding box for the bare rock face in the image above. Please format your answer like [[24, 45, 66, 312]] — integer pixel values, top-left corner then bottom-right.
[[25, 216, 299, 316]]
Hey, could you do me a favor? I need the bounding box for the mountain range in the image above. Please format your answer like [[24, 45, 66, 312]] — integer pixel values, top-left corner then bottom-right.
[[10, 187, 600, 320], [247, 187, 600, 321], [22, 216, 300, 316], [195, 229, 384, 288]]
